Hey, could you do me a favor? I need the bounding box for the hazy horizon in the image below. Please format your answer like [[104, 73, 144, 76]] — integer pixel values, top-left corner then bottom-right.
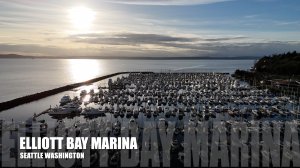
[[0, 0, 299, 57]]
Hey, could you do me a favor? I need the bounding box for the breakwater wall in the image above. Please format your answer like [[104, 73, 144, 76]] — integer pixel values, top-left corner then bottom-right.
[[0, 72, 153, 112]]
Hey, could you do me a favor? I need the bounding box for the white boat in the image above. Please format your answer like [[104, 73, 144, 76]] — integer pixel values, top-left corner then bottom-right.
[[81, 107, 105, 116], [49, 102, 81, 115], [59, 95, 71, 105], [89, 89, 95, 95], [133, 108, 139, 117], [128, 118, 137, 128], [80, 90, 87, 97], [164, 107, 171, 117], [18, 117, 48, 134], [158, 118, 168, 128]]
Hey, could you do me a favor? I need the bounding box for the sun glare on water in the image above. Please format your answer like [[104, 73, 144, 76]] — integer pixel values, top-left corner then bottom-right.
[[68, 59, 101, 83], [68, 6, 96, 32]]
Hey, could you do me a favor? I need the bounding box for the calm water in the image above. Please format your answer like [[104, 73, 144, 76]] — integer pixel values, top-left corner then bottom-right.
[[0, 59, 254, 103], [0, 59, 253, 125]]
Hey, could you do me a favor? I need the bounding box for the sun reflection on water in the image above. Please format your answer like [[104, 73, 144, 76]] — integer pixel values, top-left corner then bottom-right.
[[68, 59, 101, 83], [82, 94, 91, 103]]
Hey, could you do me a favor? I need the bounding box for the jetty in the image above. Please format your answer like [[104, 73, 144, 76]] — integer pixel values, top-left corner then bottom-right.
[[0, 72, 153, 112]]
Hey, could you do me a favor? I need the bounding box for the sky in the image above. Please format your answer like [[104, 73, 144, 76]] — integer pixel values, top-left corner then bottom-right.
[[0, 0, 299, 57]]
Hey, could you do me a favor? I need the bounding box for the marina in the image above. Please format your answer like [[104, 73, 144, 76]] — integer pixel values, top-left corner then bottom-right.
[[1, 0, 300, 167], [1, 72, 300, 167]]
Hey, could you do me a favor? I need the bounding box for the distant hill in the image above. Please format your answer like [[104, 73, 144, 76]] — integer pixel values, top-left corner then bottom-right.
[[233, 51, 300, 97], [0, 54, 34, 59], [0, 54, 260, 60], [254, 51, 300, 75]]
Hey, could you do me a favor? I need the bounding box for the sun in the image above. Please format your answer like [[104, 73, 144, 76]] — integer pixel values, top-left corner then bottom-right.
[[68, 6, 96, 32]]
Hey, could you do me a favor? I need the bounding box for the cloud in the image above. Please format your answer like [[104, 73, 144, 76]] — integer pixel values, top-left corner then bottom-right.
[[66, 32, 300, 57], [244, 15, 260, 19], [1, 33, 299, 58], [0, 43, 101, 56], [201, 36, 248, 42], [103, 0, 233, 5], [1, 38, 300, 57], [69, 33, 248, 46], [70, 33, 198, 46]]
